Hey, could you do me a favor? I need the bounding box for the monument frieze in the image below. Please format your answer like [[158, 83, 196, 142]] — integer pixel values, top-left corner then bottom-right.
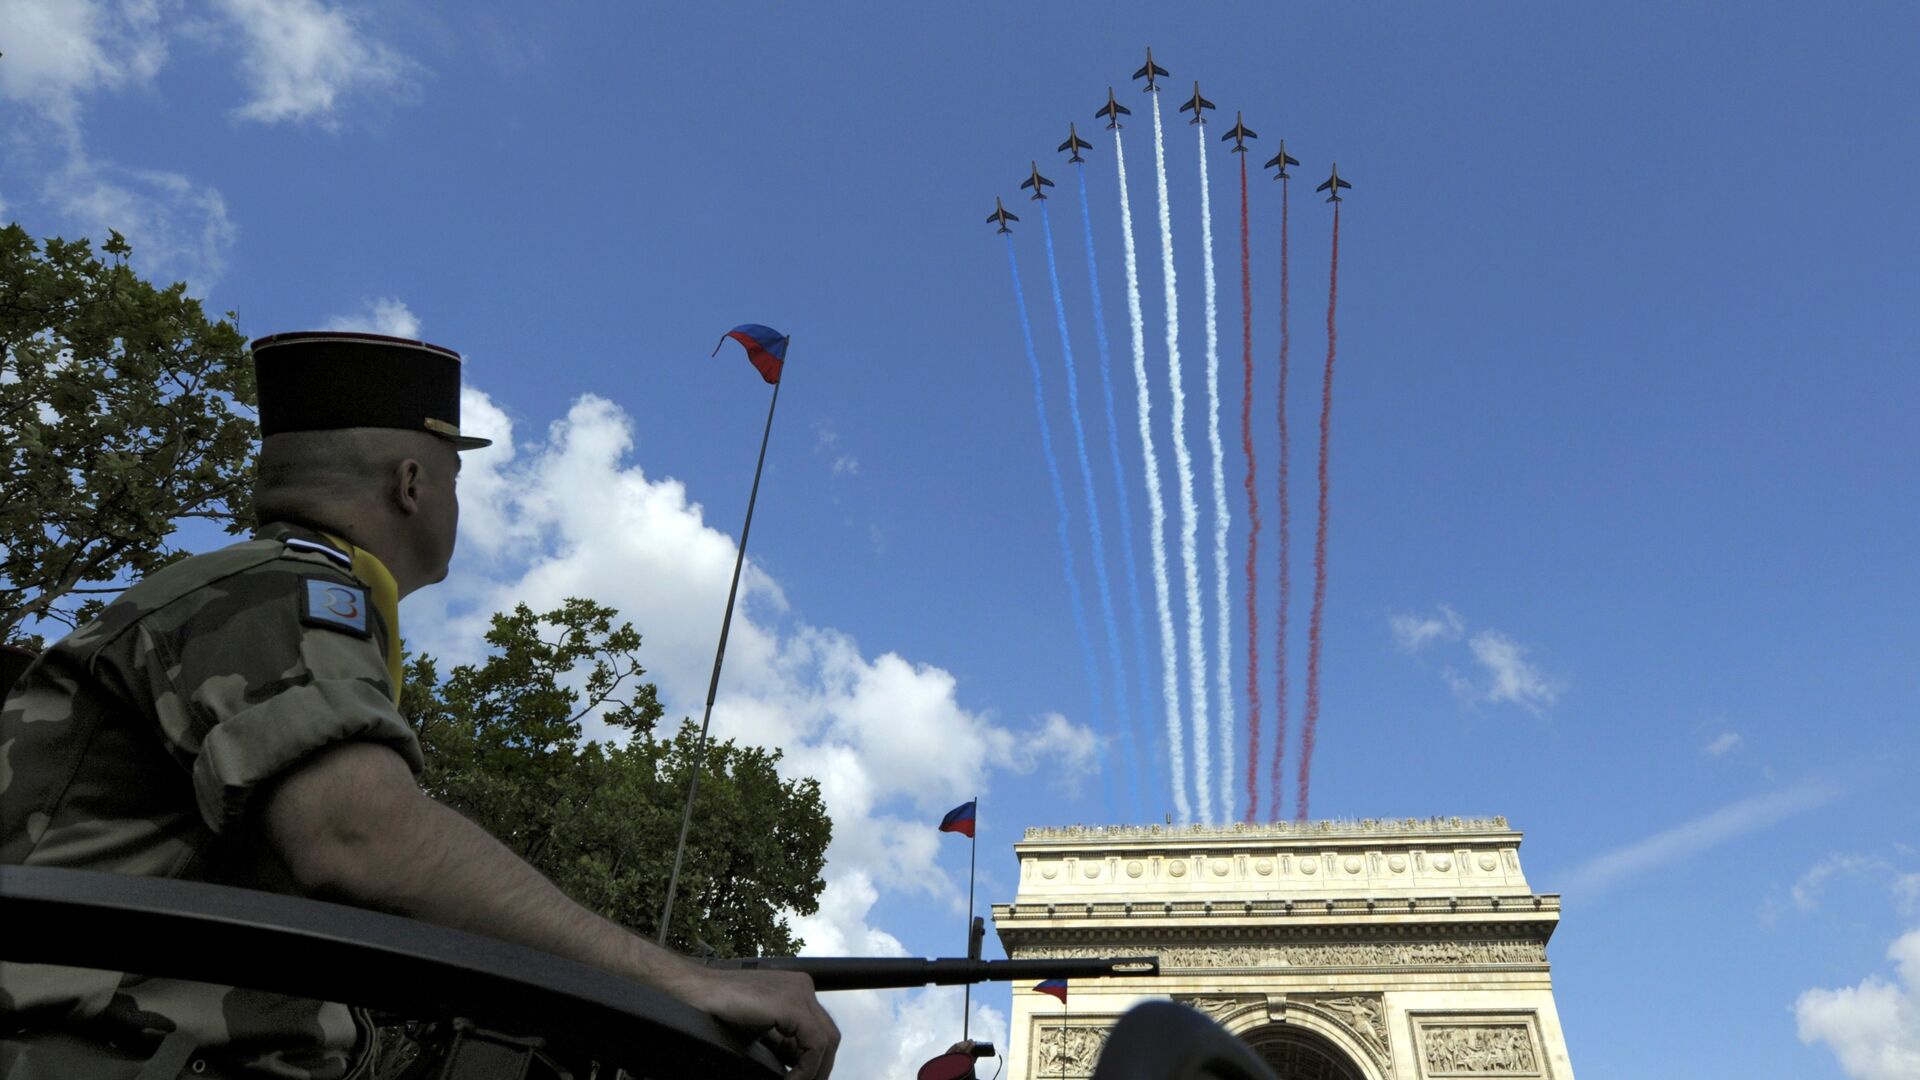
[[1016, 938, 1547, 969]]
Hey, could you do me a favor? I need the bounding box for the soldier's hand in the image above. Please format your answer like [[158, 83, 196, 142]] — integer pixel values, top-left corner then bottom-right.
[[685, 967, 839, 1079]]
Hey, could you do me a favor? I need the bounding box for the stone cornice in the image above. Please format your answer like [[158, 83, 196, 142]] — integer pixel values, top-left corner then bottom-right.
[[993, 893, 1560, 928], [1021, 816, 1514, 842], [994, 914, 1557, 945]]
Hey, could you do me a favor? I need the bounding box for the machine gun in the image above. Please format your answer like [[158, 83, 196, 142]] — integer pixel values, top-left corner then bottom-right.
[[709, 954, 1158, 991], [0, 866, 1170, 1080]]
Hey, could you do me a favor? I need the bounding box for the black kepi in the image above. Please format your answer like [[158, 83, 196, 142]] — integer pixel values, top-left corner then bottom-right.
[[249, 331, 491, 450]]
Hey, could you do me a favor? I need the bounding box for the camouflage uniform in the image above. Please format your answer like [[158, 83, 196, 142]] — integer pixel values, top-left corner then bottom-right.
[[0, 521, 422, 1079]]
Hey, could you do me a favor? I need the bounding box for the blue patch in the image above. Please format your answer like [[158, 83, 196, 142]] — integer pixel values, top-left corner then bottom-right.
[[301, 578, 371, 638]]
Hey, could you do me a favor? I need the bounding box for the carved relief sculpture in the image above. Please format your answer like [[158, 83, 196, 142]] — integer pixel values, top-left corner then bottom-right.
[[1034, 1025, 1111, 1078], [1309, 995, 1389, 1058], [1419, 1025, 1540, 1075], [1019, 939, 1545, 968]]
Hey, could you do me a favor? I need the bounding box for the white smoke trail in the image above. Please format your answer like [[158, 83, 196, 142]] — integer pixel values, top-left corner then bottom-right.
[[1195, 123, 1235, 825], [1115, 124, 1188, 826], [1152, 93, 1209, 824]]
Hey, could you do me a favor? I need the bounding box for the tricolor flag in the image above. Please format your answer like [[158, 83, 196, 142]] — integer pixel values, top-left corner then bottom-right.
[[716, 323, 789, 384], [1034, 979, 1068, 1003], [939, 800, 977, 839]]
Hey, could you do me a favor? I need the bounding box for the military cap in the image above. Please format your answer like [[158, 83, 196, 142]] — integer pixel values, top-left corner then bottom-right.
[[250, 330, 492, 450]]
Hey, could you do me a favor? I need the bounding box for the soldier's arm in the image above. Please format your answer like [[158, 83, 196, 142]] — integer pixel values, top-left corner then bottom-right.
[[258, 740, 839, 1079]]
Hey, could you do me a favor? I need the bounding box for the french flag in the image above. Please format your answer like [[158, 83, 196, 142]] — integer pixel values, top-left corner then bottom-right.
[[939, 800, 977, 839], [1034, 979, 1068, 1003], [718, 323, 788, 384]]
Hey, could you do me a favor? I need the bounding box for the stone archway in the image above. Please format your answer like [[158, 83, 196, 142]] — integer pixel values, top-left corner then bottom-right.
[[994, 818, 1579, 1080], [1241, 1026, 1367, 1080]]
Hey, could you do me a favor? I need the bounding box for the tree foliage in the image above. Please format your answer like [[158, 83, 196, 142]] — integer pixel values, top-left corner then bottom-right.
[[403, 598, 830, 957], [0, 225, 257, 645]]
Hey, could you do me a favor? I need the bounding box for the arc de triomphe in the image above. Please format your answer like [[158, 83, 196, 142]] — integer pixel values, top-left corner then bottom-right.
[[991, 817, 1576, 1079]]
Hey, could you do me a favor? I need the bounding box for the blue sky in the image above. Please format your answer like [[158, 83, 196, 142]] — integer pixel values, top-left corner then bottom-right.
[[5, 2, 1918, 1076]]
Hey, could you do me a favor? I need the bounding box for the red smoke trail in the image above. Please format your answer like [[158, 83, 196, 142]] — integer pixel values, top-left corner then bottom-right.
[[1269, 179, 1291, 822], [1238, 153, 1262, 822], [1297, 202, 1339, 821]]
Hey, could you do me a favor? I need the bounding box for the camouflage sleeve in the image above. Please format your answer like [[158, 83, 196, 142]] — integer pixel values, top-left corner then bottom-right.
[[135, 560, 425, 834]]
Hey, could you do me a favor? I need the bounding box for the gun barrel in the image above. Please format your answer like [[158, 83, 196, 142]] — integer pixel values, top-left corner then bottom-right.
[[705, 956, 1160, 992]]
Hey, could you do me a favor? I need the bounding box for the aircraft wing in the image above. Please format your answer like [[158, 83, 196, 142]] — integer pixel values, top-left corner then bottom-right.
[[1316, 177, 1333, 191]]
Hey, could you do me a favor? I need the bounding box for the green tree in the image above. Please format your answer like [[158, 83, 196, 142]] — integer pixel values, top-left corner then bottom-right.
[[0, 225, 257, 645], [403, 597, 830, 957]]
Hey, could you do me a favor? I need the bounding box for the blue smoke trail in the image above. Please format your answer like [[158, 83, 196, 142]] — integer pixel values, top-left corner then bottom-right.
[[1006, 236, 1114, 817], [1077, 164, 1158, 821], [1041, 199, 1138, 818]]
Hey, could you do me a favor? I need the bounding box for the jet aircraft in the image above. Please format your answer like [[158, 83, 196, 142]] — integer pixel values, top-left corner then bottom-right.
[[1058, 123, 1092, 163], [1179, 81, 1215, 124], [1020, 161, 1055, 200], [1133, 47, 1168, 91], [986, 197, 1019, 235], [1264, 140, 1301, 179], [1096, 87, 1132, 129], [1316, 163, 1353, 202], [1221, 111, 1257, 151]]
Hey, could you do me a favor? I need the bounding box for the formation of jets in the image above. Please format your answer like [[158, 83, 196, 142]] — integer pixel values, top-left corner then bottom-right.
[[1132, 48, 1168, 91], [1020, 161, 1054, 200], [1179, 81, 1216, 124], [985, 197, 1019, 235], [1265, 140, 1300, 179], [986, 49, 1353, 233], [1317, 163, 1353, 202], [1058, 123, 1092, 163], [1221, 111, 1256, 152]]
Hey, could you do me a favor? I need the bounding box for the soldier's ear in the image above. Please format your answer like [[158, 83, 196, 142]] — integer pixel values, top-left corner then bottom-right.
[[392, 458, 424, 515]]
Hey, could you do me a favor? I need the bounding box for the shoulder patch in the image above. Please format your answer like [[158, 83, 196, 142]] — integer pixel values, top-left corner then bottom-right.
[[284, 536, 353, 569], [300, 577, 372, 638]]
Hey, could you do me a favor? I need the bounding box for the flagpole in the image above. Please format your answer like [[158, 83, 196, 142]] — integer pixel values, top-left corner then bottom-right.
[[1058, 994, 1067, 1080], [657, 347, 787, 947], [963, 794, 978, 1040]]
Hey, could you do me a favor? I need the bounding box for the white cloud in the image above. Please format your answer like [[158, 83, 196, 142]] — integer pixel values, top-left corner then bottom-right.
[[1558, 777, 1843, 897], [1793, 854, 1892, 913], [812, 420, 859, 478], [1796, 929, 1920, 1080], [325, 297, 421, 339], [1897, 876, 1920, 918], [51, 157, 237, 293], [1391, 609, 1560, 715], [0, 0, 167, 132], [0, 2, 235, 291], [1703, 731, 1745, 757], [213, 0, 417, 127], [411, 389, 1098, 1073], [1389, 605, 1463, 653], [1466, 631, 1561, 714]]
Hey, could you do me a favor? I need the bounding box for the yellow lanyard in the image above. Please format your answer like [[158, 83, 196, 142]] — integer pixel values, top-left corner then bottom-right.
[[321, 533, 404, 704]]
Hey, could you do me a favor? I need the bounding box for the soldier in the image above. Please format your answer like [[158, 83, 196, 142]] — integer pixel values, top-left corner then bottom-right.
[[0, 332, 838, 1079]]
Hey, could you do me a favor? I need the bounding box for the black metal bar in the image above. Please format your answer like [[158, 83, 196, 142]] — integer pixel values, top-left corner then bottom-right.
[[0, 866, 779, 1079], [707, 955, 1161, 992]]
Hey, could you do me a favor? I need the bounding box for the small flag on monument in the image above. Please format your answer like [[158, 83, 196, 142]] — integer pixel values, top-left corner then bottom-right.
[[1034, 979, 1068, 1003], [939, 800, 977, 838], [714, 323, 788, 384]]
